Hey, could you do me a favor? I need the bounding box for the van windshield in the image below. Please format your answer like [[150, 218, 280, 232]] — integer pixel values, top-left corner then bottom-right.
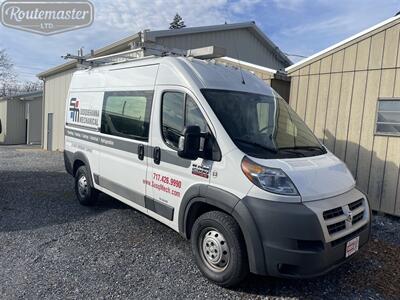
[[201, 89, 326, 159]]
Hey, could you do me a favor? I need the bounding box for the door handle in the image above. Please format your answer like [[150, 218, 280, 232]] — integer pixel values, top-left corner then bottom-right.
[[153, 147, 161, 165], [138, 144, 144, 161]]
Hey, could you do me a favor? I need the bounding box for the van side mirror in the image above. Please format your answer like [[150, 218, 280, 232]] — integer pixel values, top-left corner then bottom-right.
[[178, 126, 201, 160]]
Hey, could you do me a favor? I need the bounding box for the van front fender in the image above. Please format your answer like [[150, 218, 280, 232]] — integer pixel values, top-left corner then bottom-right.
[[179, 184, 267, 275]]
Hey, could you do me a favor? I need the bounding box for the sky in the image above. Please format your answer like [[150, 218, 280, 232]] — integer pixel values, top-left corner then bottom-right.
[[0, 0, 399, 82]]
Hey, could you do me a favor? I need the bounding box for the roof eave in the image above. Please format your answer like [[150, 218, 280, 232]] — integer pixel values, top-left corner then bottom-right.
[[37, 33, 141, 78], [248, 24, 292, 67], [286, 14, 400, 73], [144, 21, 257, 41]]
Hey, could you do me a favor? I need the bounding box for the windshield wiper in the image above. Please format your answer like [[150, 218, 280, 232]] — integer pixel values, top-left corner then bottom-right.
[[280, 146, 324, 151], [279, 146, 325, 156], [233, 138, 277, 153]]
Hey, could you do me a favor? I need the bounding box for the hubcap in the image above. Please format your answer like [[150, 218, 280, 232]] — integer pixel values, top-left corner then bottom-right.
[[78, 175, 88, 198], [200, 229, 230, 271]]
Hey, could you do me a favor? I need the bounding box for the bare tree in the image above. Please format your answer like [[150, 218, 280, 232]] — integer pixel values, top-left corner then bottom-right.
[[0, 49, 42, 97], [0, 49, 17, 97], [20, 80, 43, 93]]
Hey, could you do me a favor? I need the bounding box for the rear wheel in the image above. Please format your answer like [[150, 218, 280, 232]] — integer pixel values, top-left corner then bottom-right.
[[74, 165, 98, 206], [191, 211, 249, 287]]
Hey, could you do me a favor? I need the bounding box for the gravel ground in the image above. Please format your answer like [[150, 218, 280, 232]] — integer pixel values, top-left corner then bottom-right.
[[0, 145, 399, 300]]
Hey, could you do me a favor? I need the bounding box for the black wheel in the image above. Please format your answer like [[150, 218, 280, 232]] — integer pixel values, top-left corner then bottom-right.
[[74, 165, 98, 206], [191, 211, 249, 287]]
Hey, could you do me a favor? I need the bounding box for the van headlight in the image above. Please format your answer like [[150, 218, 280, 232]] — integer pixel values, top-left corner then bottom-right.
[[241, 156, 299, 196]]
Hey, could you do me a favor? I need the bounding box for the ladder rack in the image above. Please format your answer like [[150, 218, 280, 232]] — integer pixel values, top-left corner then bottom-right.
[[62, 43, 226, 68]]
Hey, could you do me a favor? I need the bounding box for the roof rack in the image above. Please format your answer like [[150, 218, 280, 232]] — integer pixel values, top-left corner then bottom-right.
[[62, 42, 226, 68]]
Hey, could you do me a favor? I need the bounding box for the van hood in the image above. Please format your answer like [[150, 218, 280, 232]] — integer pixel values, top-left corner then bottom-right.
[[251, 152, 355, 202]]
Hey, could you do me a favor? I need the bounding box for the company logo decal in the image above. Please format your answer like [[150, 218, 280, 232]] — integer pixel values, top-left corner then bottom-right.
[[1, 0, 94, 35], [69, 97, 80, 122], [68, 97, 99, 126]]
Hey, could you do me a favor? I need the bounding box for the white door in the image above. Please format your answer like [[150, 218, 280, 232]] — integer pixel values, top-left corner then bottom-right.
[[146, 87, 214, 230], [98, 90, 153, 212]]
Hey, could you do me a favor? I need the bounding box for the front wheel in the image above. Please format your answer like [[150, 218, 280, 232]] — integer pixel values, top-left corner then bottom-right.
[[74, 165, 98, 206], [191, 211, 249, 287]]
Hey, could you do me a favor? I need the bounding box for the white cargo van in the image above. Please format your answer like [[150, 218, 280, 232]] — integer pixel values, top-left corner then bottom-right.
[[64, 47, 371, 287]]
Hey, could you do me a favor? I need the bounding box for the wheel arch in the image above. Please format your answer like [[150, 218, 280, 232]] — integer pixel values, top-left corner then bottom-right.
[[64, 150, 95, 186], [179, 184, 267, 275]]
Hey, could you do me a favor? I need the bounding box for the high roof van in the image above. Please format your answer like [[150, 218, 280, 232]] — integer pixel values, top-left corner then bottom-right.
[[64, 50, 371, 287]]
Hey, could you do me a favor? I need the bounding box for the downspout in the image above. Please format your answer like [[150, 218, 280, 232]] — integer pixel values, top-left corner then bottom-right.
[[39, 77, 46, 150]]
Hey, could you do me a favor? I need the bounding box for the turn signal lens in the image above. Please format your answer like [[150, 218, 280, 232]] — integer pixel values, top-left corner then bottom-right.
[[241, 156, 299, 196]]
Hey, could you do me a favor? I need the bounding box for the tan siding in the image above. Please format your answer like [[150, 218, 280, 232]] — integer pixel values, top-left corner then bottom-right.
[[355, 38, 371, 70], [324, 73, 342, 150], [382, 70, 400, 214], [296, 66, 310, 118], [320, 56, 332, 74], [356, 70, 381, 195], [299, 64, 310, 76], [367, 69, 395, 209], [314, 74, 330, 141], [368, 136, 388, 210], [334, 72, 354, 160], [381, 138, 400, 213], [368, 31, 385, 69], [309, 61, 320, 75], [382, 24, 400, 68], [331, 50, 345, 73], [343, 44, 358, 72], [344, 71, 368, 175], [304, 74, 319, 130]]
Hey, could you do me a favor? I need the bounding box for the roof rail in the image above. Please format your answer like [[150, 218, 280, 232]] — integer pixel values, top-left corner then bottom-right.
[[62, 43, 226, 68]]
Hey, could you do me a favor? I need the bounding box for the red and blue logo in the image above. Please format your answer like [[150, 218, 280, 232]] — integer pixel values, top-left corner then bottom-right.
[[69, 98, 80, 122]]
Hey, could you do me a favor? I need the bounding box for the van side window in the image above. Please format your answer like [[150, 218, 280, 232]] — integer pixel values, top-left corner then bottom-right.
[[101, 91, 153, 141], [161, 92, 208, 149]]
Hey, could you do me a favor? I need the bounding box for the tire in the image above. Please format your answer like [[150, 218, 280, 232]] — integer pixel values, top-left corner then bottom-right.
[[74, 165, 98, 206], [191, 211, 249, 287]]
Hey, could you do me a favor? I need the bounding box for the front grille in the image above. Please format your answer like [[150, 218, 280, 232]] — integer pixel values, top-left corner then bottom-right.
[[322, 198, 367, 239], [323, 207, 343, 220], [352, 211, 364, 225], [327, 221, 346, 234], [349, 199, 363, 211]]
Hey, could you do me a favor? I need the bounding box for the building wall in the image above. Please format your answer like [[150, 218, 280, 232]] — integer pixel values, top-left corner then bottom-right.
[[27, 98, 42, 144], [288, 21, 400, 216], [156, 28, 287, 70], [5, 100, 26, 144], [42, 69, 74, 151], [0, 100, 7, 143]]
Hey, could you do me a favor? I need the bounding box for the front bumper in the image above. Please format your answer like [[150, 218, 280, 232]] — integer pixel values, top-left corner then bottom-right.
[[241, 188, 371, 278]]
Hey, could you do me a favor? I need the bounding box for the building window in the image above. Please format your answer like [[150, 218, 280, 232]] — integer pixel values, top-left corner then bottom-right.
[[375, 98, 400, 136], [161, 92, 208, 149], [101, 91, 153, 141]]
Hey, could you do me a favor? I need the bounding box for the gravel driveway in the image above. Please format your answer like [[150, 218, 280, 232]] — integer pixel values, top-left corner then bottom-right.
[[0, 145, 399, 299]]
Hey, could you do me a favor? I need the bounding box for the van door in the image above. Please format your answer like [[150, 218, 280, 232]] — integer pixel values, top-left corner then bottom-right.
[[146, 87, 213, 229], [98, 90, 153, 213]]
